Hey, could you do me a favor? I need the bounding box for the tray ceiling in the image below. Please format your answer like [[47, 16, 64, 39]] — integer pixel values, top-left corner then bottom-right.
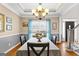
[[1, 3, 77, 17]]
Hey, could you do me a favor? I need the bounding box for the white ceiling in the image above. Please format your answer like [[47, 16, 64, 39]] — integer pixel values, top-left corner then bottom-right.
[[1, 3, 77, 17], [19, 3, 61, 11]]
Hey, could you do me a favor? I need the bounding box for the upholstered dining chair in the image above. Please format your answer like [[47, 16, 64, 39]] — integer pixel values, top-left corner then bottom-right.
[[27, 42, 49, 56], [51, 35, 57, 44], [20, 34, 26, 46]]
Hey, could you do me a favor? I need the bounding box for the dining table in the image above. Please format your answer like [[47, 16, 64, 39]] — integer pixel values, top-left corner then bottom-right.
[[16, 38, 61, 56]]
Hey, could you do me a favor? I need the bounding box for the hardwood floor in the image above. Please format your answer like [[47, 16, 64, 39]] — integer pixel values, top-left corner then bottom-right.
[[6, 44, 21, 56], [56, 42, 77, 56], [6, 42, 77, 56]]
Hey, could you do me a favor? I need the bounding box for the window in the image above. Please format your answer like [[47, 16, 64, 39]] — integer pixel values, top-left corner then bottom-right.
[[29, 20, 50, 39]]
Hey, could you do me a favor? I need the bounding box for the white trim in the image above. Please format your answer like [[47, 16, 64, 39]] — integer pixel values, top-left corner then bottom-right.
[[59, 17, 62, 42], [20, 13, 60, 18], [4, 42, 20, 54], [63, 19, 78, 21], [62, 22, 65, 41], [0, 33, 20, 38], [62, 19, 78, 41], [1, 3, 20, 16], [73, 50, 79, 55], [18, 3, 25, 10], [1, 3, 60, 17], [62, 4, 78, 15]]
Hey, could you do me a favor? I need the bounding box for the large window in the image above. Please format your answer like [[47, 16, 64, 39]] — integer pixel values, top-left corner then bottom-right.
[[29, 20, 50, 39]]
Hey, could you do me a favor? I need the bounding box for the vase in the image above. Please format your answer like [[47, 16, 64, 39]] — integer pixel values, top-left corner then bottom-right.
[[38, 38, 41, 42]]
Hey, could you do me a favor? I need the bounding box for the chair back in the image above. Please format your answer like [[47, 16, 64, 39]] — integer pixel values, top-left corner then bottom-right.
[[20, 34, 26, 46], [27, 42, 49, 56], [51, 35, 57, 44]]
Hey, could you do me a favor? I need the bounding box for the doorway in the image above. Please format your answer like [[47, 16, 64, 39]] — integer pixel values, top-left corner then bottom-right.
[[65, 21, 74, 42]]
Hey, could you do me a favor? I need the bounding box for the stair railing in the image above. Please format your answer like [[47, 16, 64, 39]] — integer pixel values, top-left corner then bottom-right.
[[67, 24, 79, 50]]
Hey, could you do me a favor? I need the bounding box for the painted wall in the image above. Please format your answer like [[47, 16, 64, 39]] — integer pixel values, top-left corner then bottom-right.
[[51, 17, 59, 34], [0, 35, 20, 55], [20, 17, 59, 35], [0, 4, 59, 53], [20, 17, 29, 34], [20, 16, 60, 42], [61, 4, 79, 41], [62, 19, 78, 41], [0, 4, 20, 36], [0, 4, 20, 54], [62, 4, 79, 19]]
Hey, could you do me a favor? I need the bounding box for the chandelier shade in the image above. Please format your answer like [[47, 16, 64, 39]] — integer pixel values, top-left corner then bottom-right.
[[32, 4, 49, 19]]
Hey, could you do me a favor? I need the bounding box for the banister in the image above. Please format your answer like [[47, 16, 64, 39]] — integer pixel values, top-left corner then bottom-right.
[[72, 24, 79, 30]]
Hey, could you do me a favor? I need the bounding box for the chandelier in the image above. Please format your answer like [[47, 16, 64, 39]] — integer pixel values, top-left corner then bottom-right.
[[32, 3, 49, 20]]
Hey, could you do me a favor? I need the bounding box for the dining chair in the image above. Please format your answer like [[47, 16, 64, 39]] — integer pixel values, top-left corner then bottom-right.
[[20, 34, 26, 46], [51, 35, 57, 44], [27, 42, 49, 56]]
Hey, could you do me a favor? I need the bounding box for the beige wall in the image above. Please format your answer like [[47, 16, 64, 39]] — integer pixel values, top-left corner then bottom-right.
[[51, 17, 59, 34], [0, 4, 20, 37], [20, 17, 59, 34], [20, 17, 29, 34]]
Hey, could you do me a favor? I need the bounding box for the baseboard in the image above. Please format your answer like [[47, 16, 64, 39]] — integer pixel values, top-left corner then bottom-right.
[[73, 50, 79, 55], [4, 42, 20, 54], [56, 41, 61, 43]]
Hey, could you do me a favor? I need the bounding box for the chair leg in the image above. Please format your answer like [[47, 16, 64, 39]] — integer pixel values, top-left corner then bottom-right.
[[47, 46, 49, 56], [27, 46, 30, 56]]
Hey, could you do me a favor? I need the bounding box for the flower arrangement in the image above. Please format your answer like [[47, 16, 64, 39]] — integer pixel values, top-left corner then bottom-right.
[[33, 31, 46, 42]]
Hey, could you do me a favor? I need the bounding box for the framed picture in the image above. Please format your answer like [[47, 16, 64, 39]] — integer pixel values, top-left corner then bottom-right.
[[6, 16, 12, 31], [0, 13, 5, 32], [6, 25, 12, 31], [6, 16, 12, 23], [22, 22, 28, 27], [52, 22, 57, 30]]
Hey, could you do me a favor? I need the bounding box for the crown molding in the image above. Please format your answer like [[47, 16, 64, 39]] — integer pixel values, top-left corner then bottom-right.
[[62, 4, 78, 15], [1, 3, 62, 17], [1, 3, 20, 16]]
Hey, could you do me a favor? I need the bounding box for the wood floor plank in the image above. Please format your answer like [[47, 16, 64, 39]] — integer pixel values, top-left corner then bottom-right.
[[6, 44, 21, 56], [56, 42, 77, 56], [6, 42, 77, 56]]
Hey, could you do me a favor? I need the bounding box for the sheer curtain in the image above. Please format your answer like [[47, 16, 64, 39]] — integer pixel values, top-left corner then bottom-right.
[[28, 20, 50, 40]]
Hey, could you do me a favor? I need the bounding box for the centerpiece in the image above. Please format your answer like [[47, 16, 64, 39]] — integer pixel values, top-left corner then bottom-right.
[[33, 31, 46, 42]]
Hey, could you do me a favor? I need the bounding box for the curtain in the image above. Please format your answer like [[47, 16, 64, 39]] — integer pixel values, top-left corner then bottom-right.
[[28, 19, 51, 40]]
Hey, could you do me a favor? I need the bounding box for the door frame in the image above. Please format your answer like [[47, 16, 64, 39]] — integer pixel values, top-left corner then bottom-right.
[[65, 21, 74, 42], [62, 19, 77, 42]]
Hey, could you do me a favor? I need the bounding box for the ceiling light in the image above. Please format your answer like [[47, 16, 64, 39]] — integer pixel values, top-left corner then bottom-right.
[[32, 3, 49, 20]]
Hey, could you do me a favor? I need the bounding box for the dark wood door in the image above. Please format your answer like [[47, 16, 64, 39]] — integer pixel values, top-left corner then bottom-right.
[[65, 21, 74, 42]]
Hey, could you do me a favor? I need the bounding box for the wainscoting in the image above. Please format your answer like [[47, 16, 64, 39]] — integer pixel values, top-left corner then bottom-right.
[[0, 34, 20, 56]]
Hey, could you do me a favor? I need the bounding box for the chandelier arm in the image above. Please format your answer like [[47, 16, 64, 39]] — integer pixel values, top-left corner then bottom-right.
[[32, 4, 49, 19]]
